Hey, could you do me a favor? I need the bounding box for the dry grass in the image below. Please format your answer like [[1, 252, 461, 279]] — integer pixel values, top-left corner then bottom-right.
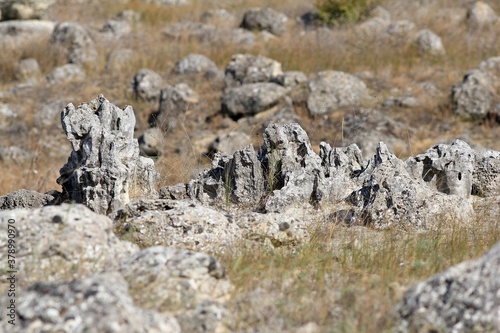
[[220, 217, 500, 332]]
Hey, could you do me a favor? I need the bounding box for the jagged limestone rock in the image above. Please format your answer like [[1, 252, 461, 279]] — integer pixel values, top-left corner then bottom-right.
[[57, 95, 158, 214], [396, 241, 500, 333]]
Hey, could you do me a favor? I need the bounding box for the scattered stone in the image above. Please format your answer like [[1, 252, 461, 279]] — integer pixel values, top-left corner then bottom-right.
[[416, 29, 446, 56], [200, 9, 236, 28], [241, 7, 289, 36], [396, 241, 500, 333], [15, 58, 41, 82], [174, 53, 218, 75], [0, 204, 138, 283], [0, 145, 35, 163], [138, 127, 164, 157], [154, 83, 199, 130], [208, 131, 252, 156], [466, 1, 498, 29], [57, 95, 158, 214], [5, 272, 181, 333], [0, 189, 58, 210], [45, 64, 86, 84], [451, 69, 495, 120], [130, 68, 164, 103], [50, 22, 98, 65], [0, 0, 55, 20], [307, 70, 370, 115], [46, 63, 85, 84], [221, 82, 289, 119], [224, 54, 283, 88]]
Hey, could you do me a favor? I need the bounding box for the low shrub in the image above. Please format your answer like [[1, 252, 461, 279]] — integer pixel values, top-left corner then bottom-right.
[[316, 0, 383, 25]]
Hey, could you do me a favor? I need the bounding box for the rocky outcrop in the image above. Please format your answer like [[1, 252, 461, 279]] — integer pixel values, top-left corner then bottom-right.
[[0, 204, 138, 283], [307, 70, 370, 115], [396, 241, 500, 333], [0, 189, 58, 209], [57, 95, 158, 214], [224, 54, 283, 88], [240, 7, 289, 36], [3, 272, 181, 333], [130, 68, 164, 103], [50, 22, 98, 65], [451, 69, 495, 120]]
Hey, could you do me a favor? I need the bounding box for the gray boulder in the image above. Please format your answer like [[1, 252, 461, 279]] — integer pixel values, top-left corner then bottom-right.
[[466, 1, 498, 29], [208, 131, 252, 156], [0, 0, 55, 20], [174, 53, 218, 75], [224, 53, 283, 88], [416, 29, 446, 56], [451, 69, 495, 120], [46, 63, 85, 84], [221, 82, 289, 119], [15, 57, 41, 82], [472, 149, 500, 197], [4, 272, 180, 333], [138, 127, 164, 157], [396, 241, 500, 333], [57, 95, 158, 214], [0, 20, 55, 48], [50, 22, 98, 65], [130, 68, 164, 103], [307, 70, 370, 115], [406, 140, 475, 198], [0, 204, 138, 284], [241, 7, 289, 36], [0, 189, 58, 209], [200, 9, 236, 28], [154, 83, 199, 130]]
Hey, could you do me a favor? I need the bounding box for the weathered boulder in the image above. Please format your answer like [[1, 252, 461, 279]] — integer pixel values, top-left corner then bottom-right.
[[0, 204, 138, 284], [57, 95, 158, 214], [271, 70, 308, 88], [15, 57, 41, 82], [113, 199, 240, 252], [240, 7, 289, 36], [174, 53, 218, 75], [472, 149, 500, 197], [346, 142, 474, 229], [307, 70, 370, 115], [119, 246, 231, 310], [154, 83, 199, 130], [224, 54, 283, 88], [0, 189, 58, 209], [416, 29, 446, 56], [138, 127, 164, 157], [208, 131, 252, 156], [0, 0, 55, 20], [130, 68, 164, 103], [50, 22, 98, 65], [406, 140, 475, 198], [221, 82, 289, 119], [466, 1, 498, 29], [451, 69, 495, 120], [46, 63, 85, 84], [3, 272, 180, 333], [396, 241, 500, 333]]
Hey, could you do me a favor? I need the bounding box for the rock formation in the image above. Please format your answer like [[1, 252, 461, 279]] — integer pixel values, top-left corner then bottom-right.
[[57, 95, 158, 214]]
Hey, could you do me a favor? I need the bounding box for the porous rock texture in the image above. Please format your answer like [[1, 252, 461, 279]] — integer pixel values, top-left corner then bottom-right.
[[57, 95, 158, 214], [451, 69, 495, 120], [396, 241, 500, 333]]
